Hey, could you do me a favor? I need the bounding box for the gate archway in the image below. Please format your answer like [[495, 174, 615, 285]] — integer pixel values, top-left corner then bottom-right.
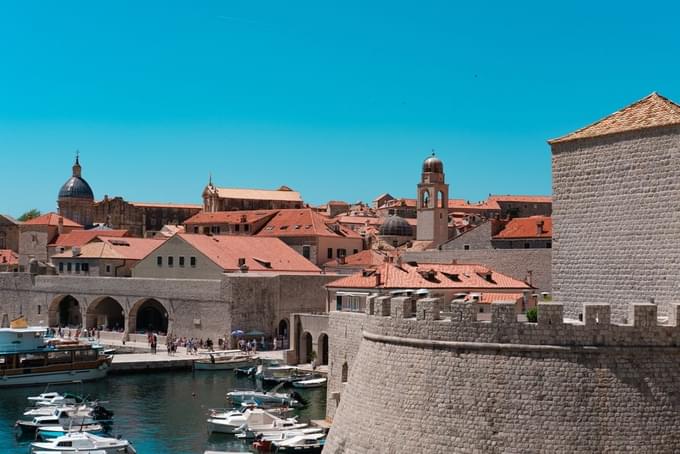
[[86, 297, 125, 330], [50, 295, 82, 328], [130, 298, 169, 334], [318, 333, 329, 366]]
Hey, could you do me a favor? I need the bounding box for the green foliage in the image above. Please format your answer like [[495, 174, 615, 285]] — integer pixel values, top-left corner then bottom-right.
[[526, 307, 538, 323], [17, 209, 41, 222]]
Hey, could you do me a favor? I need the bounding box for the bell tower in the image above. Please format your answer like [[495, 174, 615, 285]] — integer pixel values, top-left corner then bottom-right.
[[416, 152, 449, 246]]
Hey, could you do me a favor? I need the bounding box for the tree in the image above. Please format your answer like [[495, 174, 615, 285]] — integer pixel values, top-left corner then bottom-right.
[[17, 209, 41, 222], [526, 307, 538, 323]]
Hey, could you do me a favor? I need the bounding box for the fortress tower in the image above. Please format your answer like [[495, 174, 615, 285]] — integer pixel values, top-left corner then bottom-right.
[[416, 153, 449, 246]]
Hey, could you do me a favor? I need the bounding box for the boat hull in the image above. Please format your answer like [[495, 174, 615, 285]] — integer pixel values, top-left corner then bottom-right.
[[0, 363, 109, 388], [194, 359, 255, 370]]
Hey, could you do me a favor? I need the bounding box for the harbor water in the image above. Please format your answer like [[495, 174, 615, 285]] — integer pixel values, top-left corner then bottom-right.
[[0, 370, 327, 454]]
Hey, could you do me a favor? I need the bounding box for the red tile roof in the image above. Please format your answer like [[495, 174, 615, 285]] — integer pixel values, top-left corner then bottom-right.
[[128, 202, 202, 209], [463, 292, 524, 304], [489, 195, 552, 204], [327, 262, 531, 290], [448, 199, 501, 211], [22, 212, 82, 228], [179, 234, 321, 273], [257, 209, 362, 239], [324, 249, 389, 268], [0, 249, 18, 265], [214, 187, 302, 202], [334, 215, 382, 226], [52, 236, 166, 261], [184, 210, 278, 225], [493, 216, 552, 239], [381, 198, 417, 208], [549, 92, 680, 144], [50, 229, 128, 247]]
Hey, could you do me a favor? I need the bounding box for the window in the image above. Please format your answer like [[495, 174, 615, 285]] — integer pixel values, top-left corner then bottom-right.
[[67, 263, 72, 272], [179, 256, 185, 267], [353, 249, 358, 255], [168, 256, 174, 267], [37, 305, 41, 315], [464, 245, 470, 250], [302, 246, 311, 260], [341, 362, 348, 383], [336, 295, 342, 311], [524, 242, 530, 249], [105, 265, 111, 273], [82, 263, 89, 272], [59, 262, 64, 273], [546, 241, 552, 249], [327, 248, 333, 259], [190, 256, 196, 267], [193, 226, 199, 234], [157, 256, 163, 267], [203, 227, 210, 234], [75, 263, 81, 273], [211, 226, 220, 234], [244, 224, 250, 232], [235, 224, 240, 232], [337, 249, 346, 258]]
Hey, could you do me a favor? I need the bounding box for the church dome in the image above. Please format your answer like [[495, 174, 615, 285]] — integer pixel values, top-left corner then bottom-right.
[[422, 153, 444, 174], [58, 156, 94, 200], [379, 215, 413, 237]]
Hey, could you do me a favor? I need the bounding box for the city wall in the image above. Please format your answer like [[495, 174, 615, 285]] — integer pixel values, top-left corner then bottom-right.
[[324, 298, 680, 453]]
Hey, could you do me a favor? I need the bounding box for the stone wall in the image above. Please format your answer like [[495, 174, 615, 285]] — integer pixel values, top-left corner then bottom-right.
[[403, 248, 551, 294], [440, 221, 493, 250], [552, 126, 680, 322], [324, 298, 680, 452]]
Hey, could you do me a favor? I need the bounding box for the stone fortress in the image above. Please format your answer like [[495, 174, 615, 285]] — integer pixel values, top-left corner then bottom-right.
[[323, 93, 680, 452]]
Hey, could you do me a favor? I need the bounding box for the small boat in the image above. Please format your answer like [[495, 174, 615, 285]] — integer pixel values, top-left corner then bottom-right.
[[30, 432, 136, 453], [234, 366, 257, 377], [33, 393, 87, 407], [258, 365, 315, 385], [17, 406, 113, 434], [24, 404, 85, 417], [36, 422, 107, 440], [292, 377, 327, 388], [28, 392, 63, 402], [207, 408, 304, 435], [240, 426, 324, 441], [272, 432, 325, 453], [227, 388, 306, 408], [194, 350, 258, 371]]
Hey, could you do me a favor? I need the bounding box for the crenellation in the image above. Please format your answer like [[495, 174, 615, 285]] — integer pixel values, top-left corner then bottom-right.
[[537, 302, 563, 326], [390, 296, 413, 319], [450, 300, 476, 323], [415, 297, 440, 321], [374, 296, 392, 316], [490, 301, 517, 325], [633, 303, 657, 328], [584, 303, 611, 326]]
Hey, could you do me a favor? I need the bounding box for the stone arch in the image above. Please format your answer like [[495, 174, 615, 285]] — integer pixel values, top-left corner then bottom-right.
[[318, 332, 329, 366], [299, 331, 313, 364], [129, 298, 169, 334], [341, 361, 349, 383], [86, 297, 125, 331], [49, 295, 82, 328], [277, 318, 290, 349], [438, 190, 446, 208], [421, 189, 430, 208]]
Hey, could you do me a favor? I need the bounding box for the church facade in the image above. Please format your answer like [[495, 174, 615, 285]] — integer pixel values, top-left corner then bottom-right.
[[57, 157, 201, 237]]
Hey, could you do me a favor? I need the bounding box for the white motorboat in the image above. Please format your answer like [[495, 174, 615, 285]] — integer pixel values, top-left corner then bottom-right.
[[28, 392, 63, 402], [226, 388, 305, 408], [193, 350, 257, 371], [207, 408, 303, 434], [31, 432, 136, 453], [33, 393, 87, 407], [292, 377, 327, 388], [273, 432, 326, 453], [17, 406, 113, 434], [24, 404, 84, 417], [237, 426, 323, 440], [36, 422, 107, 440]]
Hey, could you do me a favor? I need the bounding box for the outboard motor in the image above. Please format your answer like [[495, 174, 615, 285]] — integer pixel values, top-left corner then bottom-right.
[[290, 391, 308, 406], [92, 405, 114, 421]]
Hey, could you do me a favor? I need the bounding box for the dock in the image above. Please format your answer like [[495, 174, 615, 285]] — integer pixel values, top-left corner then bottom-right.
[[110, 352, 195, 373]]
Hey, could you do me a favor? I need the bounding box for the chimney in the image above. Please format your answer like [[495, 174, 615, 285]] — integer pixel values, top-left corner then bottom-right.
[[58, 216, 64, 235], [374, 272, 381, 287], [72, 246, 81, 257], [537, 220, 545, 235], [238, 257, 246, 267]]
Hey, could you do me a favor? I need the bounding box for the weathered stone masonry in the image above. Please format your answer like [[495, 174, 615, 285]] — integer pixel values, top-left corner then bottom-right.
[[325, 298, 680, 453]]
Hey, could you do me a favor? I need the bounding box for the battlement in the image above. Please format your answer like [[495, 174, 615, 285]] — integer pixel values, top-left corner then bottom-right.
[[363, 296, 680, 348]]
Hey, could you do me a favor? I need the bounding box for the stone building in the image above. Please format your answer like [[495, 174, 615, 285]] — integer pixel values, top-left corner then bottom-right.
[[376, 215, 414, 247], [19, 213, 82, 267], [0, 214, 20, 252], [550, 92, 680, 322], [202, 180, 303, 212], [0, 250, 19, 272], [442, 216, 553, 250], [488, 194, 552, 218], [184, 210, 278, 235], [57, 156, 202, 237], [416, 153, 449, 247]]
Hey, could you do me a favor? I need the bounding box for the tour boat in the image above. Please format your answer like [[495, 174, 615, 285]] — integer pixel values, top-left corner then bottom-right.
[[207, 408, 304, 435], [193, 350, 258, 371], [30, 432, 136, 453], [291, 377, 327, 388], [226, 389, 306, 408], [272, 432, 325, 453], [0, 326, 112, 387]]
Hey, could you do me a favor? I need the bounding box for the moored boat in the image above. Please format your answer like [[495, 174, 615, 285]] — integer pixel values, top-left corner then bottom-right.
[[227, 389, 306, 408], [0, 327, 112, 388], [36, 422, 107, 440], [291, 377, 327, 388], [207, 408, 304, 435], [194, 350, 258, 371], [272, 432, 325, 453], [30, 432, 136, 453]]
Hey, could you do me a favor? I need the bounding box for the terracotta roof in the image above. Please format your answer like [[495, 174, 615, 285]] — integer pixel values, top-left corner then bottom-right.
[[324, 249, 389, 268], [156, 225, 185, 238], [327, 200, 349, 206], [462, 292, 524, 304], [334, 215, 382, 226], [0, 214, 20, 225], [184, 210, 278, 225], [51, 229, 128, 247], [0, 249, 18, 265], [493, 216, 552, 239], [128, 202, 201, 209], [327, 262, 531, 290], [489, 195, 552, 204], [22, 212, 82, 228], [381, 198, 417, 208], [549, 92, 680, 144], [179, 234, 321, 273], [214, 187, 302, 203], [373, 193, 393, 202], [448, 199, 501, 211], [257, 209, 362, 239], [52, 236, 165, 261]]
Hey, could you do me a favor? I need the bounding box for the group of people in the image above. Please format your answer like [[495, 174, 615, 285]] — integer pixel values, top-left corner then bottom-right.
[[237, 338, 259, 355], [51, 326, 101, 340], [162, 335, 220, 356]]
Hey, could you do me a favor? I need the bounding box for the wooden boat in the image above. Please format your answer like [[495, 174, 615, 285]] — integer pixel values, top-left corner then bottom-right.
[[193, 350, 257, 371], [291, 377, 327, 388], [0, 327, 112, 388]]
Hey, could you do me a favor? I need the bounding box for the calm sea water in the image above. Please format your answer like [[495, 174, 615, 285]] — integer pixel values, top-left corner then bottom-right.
[[0, 370, 327, 454]]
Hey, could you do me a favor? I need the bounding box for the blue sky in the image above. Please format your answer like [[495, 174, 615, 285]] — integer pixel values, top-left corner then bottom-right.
[[1, 1, 678, 217]]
